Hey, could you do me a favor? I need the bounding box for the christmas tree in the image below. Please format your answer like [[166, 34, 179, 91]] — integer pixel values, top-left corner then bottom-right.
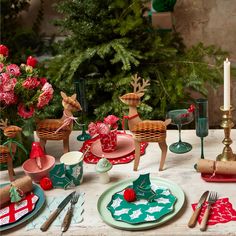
[[45, 0, 226, 123], [9, 185, 22, 203]]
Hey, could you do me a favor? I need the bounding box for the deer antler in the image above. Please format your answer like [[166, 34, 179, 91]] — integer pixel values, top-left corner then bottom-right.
[[138, 79, 150, 94], [0, 119, 8, 130], [131, 74, 141, 93], [131, 74, 150, 95]]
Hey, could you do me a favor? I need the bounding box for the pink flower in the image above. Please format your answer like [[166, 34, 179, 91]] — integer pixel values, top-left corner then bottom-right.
[[37, 91, 53, 109], [17, 103, 35, 118], [40, 77, 47, 86], [37, 83, 54, 109], [26, 56, 37, 68], [104, 115, 119, 129], [0, 45, 9, 57], [0, 73, 16, 92], [0, 73, 11, 87], [42, 82, 53, 92], [6, 64, 21, 77], [22, 77, 40, 89], [0, 63, 4, 72], [0, 92, 17, 105]]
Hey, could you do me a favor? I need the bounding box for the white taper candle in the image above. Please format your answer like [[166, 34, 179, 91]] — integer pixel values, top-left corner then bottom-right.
[[224, 58, 231, 110]]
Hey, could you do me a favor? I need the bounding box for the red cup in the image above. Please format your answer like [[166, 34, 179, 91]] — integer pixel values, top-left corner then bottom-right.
[[99, 129, 117, 152]]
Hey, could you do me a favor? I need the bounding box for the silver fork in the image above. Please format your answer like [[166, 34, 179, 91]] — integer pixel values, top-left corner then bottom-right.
[[61, 192, 80, 232], [200, 191, 218, 231]]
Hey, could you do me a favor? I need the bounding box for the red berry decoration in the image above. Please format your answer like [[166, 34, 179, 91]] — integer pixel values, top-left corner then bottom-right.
[[124, 188, 136, 202], [188, 104, 195, 113], [40, 177, 53, 190]]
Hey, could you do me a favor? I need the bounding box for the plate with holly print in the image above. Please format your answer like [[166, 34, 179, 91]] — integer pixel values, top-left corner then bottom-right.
[[97, 176, 185, 230]]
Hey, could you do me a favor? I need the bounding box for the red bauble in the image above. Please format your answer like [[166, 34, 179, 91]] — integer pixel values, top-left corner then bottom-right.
[[124, 188, 136, 202], [40, 177, 53, 190], [188, 104, 195, 113]]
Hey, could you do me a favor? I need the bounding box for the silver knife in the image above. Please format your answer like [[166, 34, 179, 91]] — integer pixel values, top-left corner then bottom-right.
[[188, 191, 209, 228], [40, 191, 76, 232]]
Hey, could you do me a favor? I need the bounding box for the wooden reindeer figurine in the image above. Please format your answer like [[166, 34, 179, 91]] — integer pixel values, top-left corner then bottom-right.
[[36, 92, 82, 153], [120, 74, 171, 171], [0, 119, 23, 181]]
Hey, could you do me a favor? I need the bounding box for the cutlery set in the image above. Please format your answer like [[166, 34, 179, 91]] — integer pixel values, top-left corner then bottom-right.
[[40, 191, 80, 232], [188, 191, 218, 231]]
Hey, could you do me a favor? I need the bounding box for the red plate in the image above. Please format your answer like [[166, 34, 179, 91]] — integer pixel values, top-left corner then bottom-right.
[[201, 173, 236, 182], [90, 134, 135, 159]]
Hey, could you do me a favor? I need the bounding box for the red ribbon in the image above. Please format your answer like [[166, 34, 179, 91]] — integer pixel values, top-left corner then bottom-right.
[[122, 114, 139, 133]]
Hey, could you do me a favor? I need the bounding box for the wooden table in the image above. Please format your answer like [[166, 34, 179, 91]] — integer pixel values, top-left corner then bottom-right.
[[1, 129, 236, 236]]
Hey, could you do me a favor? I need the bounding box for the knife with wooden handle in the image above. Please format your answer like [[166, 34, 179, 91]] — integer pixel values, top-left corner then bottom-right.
[[188, 191, 209, 228], [40, 191, 75, 232]]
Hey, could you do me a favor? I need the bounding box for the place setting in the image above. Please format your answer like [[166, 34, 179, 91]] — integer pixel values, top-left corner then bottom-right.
[[97, 173, 185, 230], [80, 115, 148, 165]]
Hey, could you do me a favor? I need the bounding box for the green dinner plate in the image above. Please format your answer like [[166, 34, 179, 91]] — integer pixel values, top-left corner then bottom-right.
[[0, 183, 45, 232], [97, 177, 185, 231]]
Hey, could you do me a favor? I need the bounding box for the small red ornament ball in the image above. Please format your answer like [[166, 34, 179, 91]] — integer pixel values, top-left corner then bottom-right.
[[124, 188, 136, 202], [40, 177, 53, 190], [188, 104, 195, 113]]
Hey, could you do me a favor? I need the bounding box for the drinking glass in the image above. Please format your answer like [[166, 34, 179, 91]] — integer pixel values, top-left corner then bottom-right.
[[74, 79, 91, 141], [195, 98, 208, 159], [167, 109, 194, 154]]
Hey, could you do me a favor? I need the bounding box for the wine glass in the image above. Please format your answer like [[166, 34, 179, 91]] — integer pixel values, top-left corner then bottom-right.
[[167, 109, 194, 154], [195, 98, 208, 159], [74, 79, 91, 141]]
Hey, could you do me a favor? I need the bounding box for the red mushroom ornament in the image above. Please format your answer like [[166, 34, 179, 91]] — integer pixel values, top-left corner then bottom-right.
[[30, 142, 45, 169]]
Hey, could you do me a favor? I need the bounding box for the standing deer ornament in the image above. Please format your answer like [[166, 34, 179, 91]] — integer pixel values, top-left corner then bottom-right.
[[36, 92, 82, 154], [0, 119, 27, 181], [120, 74, 171, 171]]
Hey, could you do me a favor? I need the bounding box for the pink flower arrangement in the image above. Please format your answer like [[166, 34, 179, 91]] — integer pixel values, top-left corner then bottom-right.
[[0, 44, 54, 119], [88, 115, 119, 137]]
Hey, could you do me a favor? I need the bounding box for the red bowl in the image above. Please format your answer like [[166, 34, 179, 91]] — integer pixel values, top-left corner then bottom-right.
[[22, 155, 55, 183]]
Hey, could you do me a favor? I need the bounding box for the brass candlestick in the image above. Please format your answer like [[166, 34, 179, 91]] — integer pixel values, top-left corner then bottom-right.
[[216, 106, 236, 161]]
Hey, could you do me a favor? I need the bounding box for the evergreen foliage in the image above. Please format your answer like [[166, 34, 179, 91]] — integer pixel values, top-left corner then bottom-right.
[[0, 0, 46, 64], [45, 0, 227, 124]]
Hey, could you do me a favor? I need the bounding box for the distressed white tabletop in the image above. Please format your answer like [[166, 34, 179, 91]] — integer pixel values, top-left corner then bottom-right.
[[1, 129, 236, 236]]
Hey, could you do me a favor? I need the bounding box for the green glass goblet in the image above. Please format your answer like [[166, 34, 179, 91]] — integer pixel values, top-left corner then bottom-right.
[[195, 98, 208, 159], [167, 109, 194, 154]]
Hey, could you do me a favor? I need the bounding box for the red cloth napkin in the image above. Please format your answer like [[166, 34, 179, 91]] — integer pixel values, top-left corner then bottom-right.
[[80, 131, 148, 164], [0, 193, 39, 226], [192, 198, 236, 225]]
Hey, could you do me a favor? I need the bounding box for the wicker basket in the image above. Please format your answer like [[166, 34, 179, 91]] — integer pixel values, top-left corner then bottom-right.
[[131, 121, 167, 142], [36, 119, 71, 140]]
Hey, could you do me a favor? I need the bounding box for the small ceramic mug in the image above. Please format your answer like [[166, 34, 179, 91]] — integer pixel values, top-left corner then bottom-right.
[[60, 151, 83, 186]]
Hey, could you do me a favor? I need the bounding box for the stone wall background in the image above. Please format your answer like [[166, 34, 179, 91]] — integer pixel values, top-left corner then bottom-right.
[[20, 0, 236, 127]]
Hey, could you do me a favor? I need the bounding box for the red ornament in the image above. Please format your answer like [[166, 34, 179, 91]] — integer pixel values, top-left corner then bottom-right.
[[26, 56, 38, 68], [124, 188, 136, 202], [40, 177, 53, 190], [30, 142, 45, 159], [188, 104, 195, 113]]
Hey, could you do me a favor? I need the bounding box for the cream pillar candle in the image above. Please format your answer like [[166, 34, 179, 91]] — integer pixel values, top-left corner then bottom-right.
[[224, 58, 231, 110]]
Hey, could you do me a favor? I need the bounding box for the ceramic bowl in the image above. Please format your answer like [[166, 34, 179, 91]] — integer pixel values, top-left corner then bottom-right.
[[22, 155, 55, 183]]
